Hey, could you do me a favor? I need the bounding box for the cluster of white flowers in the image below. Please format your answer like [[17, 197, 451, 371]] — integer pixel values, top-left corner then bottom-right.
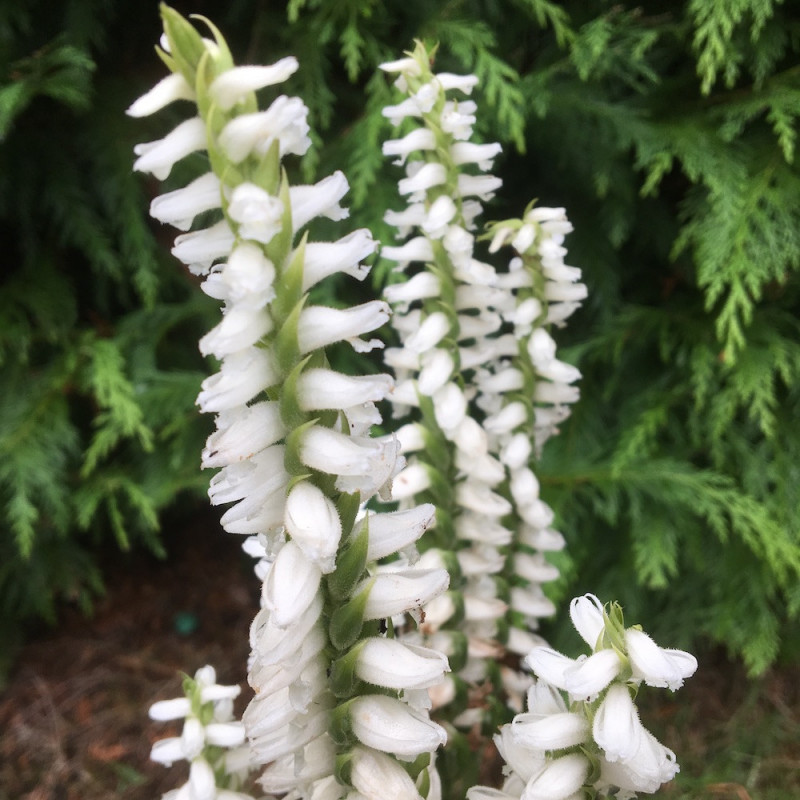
[[148, 666, 252, 800], [130, 10, 453, 800], [469, 594, 698, 800], [378, 43, 523, 717], [475, 207, 587, 671], [131, 11, 697, 800]]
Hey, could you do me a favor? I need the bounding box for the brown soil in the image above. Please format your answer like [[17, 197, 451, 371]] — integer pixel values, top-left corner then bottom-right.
[[0, 510, 258, 800]]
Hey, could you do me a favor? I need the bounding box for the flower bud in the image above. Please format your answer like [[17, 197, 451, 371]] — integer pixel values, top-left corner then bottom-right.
[[349, 746, 424, 800], [522, 753, 590, 800], [569, 593, 605, 650], [284, 481, 342, 573], [262, 540, 322, 628]]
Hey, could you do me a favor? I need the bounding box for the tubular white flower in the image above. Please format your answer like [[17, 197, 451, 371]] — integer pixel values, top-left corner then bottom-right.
[[359, 568, 450, 620], [383, 128, 437, 164], [290, 171, 350, 231], [405, 311, 450, 354], [597, 729, 679, 794], [218, 95, 311, 162], [302, 229, 376, 290], [199, 305, 273, 358], [172, 219, 236, 272], [592, 683, 645, 762], [569, 593, 606, 650], [525, 647, 576, 691], [522, 753, 590, 800], [262, 540, 322, 628], [349, 746, 424, 800], [300, 426, 392, 477], [350, 695, 447, 758], [625, 628, 698, 690], [297, 301, 389, 353], [384, 272, 441, 306], [284, 481, 342, 573], [227, 182, 284, 244], [127, 72, 195, 117], [511, 711, 589, 751], [210, 58, 299, 109], [355, 637, 450, 691], [149, 697, 191, 721], [563, 649, 623, 699], [457, 173, 502, 200], [381, 236, 434, 265], [398, 162, 448, 196], [201, 401, 285, 468], [451, 141, 502, 169], [150, 172, 221, 231], [132, 116, 206, 179], [356, 503, 436, 561], [197, 347, 278, 412], [296, 368, 393, 412]]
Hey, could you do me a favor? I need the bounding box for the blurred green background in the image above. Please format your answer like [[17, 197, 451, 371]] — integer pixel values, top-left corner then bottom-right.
[[1, 0, 798, 691]]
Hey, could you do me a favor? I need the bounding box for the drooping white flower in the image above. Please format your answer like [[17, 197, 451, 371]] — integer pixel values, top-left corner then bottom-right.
[[592, 683, 646, 763]]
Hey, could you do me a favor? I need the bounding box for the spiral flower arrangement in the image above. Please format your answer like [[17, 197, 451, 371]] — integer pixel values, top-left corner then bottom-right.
[[130, 9, 696, 800]]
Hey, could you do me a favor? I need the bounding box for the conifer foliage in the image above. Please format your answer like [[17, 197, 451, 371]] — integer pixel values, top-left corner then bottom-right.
[[2, 0, 799, 680]]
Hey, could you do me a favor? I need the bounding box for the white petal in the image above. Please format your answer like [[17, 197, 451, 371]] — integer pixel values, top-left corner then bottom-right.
[[350, 695, 446, 758], [150, 172, 221, 231], [297, 302, 389, 353], [210, 58, 299, 110], [285, 481, 342, 572], [349, 746, 423, 800], [127, 73, 195, 117], [592, 683, 644, 762], [133, 117, 206, 180], [569, 594, 605, 650], [360, 568, 449, 619], [625, 628, 697, 690], [262, 540, 322, 628], [356, 638, 449, 690], [522, 753, 590, 800], [297, 368, 393, 411], [563, 650, 622, 699], [512, 711, 589, 751], [149, 697, 191, 721]]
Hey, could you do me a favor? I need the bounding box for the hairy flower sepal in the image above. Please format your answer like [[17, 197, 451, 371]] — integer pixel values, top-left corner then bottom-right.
[[329, 580, 372, 651]]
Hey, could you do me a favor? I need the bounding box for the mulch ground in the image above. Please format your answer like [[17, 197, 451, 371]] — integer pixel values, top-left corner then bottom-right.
[[0, 510, 258, 800], [1, 508, 798, 800]]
